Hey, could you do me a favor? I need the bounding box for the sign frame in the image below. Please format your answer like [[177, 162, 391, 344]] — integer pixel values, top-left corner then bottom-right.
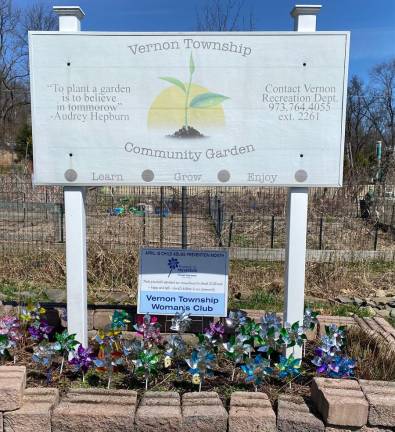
[[29, 30, 350, 188]]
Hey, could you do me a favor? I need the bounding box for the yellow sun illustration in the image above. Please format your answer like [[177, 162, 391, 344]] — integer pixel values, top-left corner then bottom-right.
[[147, 84, 225, 130]]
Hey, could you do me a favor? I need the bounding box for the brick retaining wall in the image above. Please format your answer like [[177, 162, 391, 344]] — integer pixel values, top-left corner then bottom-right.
[[0, 366, 393, 432]]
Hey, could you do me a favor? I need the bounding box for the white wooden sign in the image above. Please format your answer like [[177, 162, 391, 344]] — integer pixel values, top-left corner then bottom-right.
[[29, 31, 349, 187]]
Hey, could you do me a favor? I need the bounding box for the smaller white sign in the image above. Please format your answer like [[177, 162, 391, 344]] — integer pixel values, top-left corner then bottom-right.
[[138, 248, 229, 317]]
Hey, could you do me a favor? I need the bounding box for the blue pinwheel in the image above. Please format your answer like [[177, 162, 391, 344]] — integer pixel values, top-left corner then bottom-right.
[[276, 354, 301, 380], [241, 355, 272, 389]]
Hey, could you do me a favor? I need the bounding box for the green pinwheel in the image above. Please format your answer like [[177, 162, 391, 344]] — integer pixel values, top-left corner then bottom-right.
[[223, 334, 253, 381], [55, 330, 79, 375], [133, 349, 160, 390]]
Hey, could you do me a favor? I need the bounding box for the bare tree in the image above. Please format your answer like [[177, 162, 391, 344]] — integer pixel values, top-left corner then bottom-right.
[[345, 76, 375, 182], [197, 0, 255, 31], [0, 0, 55, 146], [362, 59, 395, 183], [0, 0, 24, 140]]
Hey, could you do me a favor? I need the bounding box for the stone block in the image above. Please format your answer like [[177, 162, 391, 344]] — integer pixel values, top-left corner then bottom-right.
[[0, 366, 26, 411], [4, 387, 59, 432], [182, 392, 227, 432], [359, 380, 395, 427], [52, 388, 137, 432], [93, 309, 113, 329], [88, 309, 94, 330], [136, 391, 181, 432], [229, 391, 276, 432], [326, 427, 393, 432], [277, 394, 325, 432], [311, 378, 368, 427]]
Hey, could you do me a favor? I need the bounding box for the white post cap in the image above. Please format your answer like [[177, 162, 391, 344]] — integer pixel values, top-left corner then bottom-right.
[[53, 6, 85, 32], [290, 5, 322, 32]]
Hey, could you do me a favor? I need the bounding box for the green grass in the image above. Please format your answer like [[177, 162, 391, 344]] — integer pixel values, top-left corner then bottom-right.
[[229, 291, 283, 312], [230, 288, 375, 318], [0, 280, 49, 303]]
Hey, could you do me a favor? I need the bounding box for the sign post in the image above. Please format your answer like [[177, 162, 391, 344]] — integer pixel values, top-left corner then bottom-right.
[[284, 5, 321, 357], [53, 6, 88, 348]]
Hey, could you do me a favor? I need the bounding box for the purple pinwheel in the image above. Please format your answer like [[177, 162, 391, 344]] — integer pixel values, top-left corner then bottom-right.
[[69, 344, 95, 381], [312, 324, 356, 378], [28, 319, 54, 341], [203, 321, 225, 346]]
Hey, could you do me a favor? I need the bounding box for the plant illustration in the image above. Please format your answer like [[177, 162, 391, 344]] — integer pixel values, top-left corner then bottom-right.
[[159, 53, 229, 137]]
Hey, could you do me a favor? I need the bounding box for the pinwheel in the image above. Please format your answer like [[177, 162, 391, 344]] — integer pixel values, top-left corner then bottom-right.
[[241, 355, 272, 391], [240, 319, 265, 348], [312, 324, 355, 378], [164, 334, 187, 367], [54, 330, 79, 375], [225, 309, 248, 331], [94, 329, 124, 389], [134, 314, 161, 347], [123, 338, 144, 359], [223, 334, 253, 380], [69, 344, 95, 382], [28, 318, 54, 342], [303, 308, 319, 331], [186, 346, 216, 391], [275, 354, 301, 384], [133, 349, 160, 390], [0, 316, 22, 360], [278, 322, 306, 349], [170, 311, 191, 334], [19, 303, 46, 326], [32, 341, 60, 383], [202, 321, 225, 347], [111, 310, 131, 330]]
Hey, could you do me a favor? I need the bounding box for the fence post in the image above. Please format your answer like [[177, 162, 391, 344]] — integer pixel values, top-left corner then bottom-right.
[[59, 203, 64, 243], [319, 217, 324, 250], [228, 215, 234, 247], [23, 192, 26, 226], [181, 186, 188, 248], [45, 188, 48, 220], [142, 210, 146, 245], [217, 198, 223, 246], [270, 215, 275, 248], [159, 186, 164, 247], [373, 224, 379, 250]]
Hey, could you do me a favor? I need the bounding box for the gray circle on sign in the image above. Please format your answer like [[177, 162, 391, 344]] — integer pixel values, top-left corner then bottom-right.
[[217, 169, 230, 183], [64, 169, 77, 182], [295, 169, 308, 183], [142, 169, 154, 182]]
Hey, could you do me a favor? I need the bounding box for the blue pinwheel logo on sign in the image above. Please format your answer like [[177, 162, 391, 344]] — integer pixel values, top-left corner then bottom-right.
[[168, 258, 179, 277]]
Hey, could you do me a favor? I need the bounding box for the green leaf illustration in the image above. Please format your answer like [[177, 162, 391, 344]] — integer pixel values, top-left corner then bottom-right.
[[189, 53, 195, 75], [159, 77, 186, 93], [189, 92, 229, 109]]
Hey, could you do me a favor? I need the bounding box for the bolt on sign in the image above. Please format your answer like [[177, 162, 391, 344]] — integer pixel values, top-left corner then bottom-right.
[[138, 248, 229, 316], [29, 32, 349, 187]]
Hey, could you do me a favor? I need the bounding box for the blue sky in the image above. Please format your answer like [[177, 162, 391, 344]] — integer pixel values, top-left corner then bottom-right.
[[15, 0, 395, 81]]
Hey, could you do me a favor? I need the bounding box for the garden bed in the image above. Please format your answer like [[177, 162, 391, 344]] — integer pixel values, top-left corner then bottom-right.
[[0, 305, 393, 402]]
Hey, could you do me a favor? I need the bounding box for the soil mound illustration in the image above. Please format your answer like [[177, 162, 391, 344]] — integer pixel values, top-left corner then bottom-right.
[[169, 126, 204, 138]]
